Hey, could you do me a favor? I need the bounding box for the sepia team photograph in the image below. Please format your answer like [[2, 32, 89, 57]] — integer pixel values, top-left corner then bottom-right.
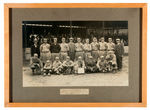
[[22, 21, 128, 87]]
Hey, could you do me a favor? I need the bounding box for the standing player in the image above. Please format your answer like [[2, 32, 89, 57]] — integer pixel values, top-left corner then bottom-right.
[[91, 37, 100, 62], [115, 38, 124, 71], [68, 37, 75, 61], [40, 38, 51, 65], [60, 37, 69, 62], [75, 37, 84, 60], [83, 38, 92, 61], [99, 37, 108, 57], [50, 37, 61, 62], [107, 37, 115, 54]]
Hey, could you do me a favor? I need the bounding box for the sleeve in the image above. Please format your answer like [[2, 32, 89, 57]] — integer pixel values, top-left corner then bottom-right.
[[50, 44, 53, 52], [40, 44, 43, 52], [66, 44, 69, 51], [121, 44, 125, 56], [58, 44, 61, 52], [96, 60, 100, 68]]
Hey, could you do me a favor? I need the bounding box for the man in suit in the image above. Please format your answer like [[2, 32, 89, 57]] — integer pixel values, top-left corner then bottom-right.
[[31, 38, 40, 57], [115, 38, 124, 71]]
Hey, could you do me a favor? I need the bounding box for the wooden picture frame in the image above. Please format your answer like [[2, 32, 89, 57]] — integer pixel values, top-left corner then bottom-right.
[[4, 3, 147, 107]]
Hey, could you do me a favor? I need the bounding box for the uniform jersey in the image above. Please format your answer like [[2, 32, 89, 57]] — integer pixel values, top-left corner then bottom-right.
[[60, 43, 69, 52], [40, 43, 50, 52], [99, 42, 107, 50], [75, 43, 84, 52], [91, 42, 99, 51], [83, 43, 92, 52], [107, 42, 115, 51]]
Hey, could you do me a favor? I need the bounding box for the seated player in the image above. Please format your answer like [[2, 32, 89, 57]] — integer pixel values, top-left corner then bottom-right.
[[30, 53, 43, 75], [52, 57, 63, 74], [62, 56, 74, 75], [43, 60, 52, 76], [74, 56, 85, 74], [106, 51, 117, 72], [85, 55, 97, 73], [96, 56, 107, 73]]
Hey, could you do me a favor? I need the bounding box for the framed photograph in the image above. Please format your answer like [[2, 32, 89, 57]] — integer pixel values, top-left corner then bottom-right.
[[4, 3, 147, 107]]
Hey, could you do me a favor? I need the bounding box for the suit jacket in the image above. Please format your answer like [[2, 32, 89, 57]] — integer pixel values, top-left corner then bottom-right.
[[115, 43, 124, 57], [31, 44, 40, 57]]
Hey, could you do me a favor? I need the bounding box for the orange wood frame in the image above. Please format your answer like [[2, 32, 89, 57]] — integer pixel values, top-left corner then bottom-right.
[[4, 3, 147, 107]]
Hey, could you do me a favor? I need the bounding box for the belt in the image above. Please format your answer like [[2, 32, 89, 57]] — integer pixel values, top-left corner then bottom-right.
[[85, 51, 91, 52], [100, 49, 106, 51], [92, 50, 98, 51], [41, 51, 49, 53], [108, 49, 114, 51], [76, 51, 83, 52], [61, 51, 67, 53]]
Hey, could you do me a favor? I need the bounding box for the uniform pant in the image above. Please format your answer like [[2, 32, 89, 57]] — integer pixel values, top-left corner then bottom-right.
[[51, 53, 60, 62], [116, 56, 123, 70], [99, 51, 107, 58], [84, 52, 91, 61], [60, 52, 68, 62], [91, 51, 99, 61], [40, 51, 51, 63], [75, 51, 84, 60], [68, 52, 75, 61]]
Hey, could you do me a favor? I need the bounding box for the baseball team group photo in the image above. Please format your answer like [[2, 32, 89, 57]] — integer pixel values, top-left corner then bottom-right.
[[22, 21, 128, 87]]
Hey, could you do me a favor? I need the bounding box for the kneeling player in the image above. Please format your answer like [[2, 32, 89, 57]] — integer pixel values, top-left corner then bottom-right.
[[52, 57, 63, 74], [106, 51, 117, 72], [85, 55, 97, 73], [96, 56, 107, 73], [30, 53, 43, 75], [74, 56, 85, 74], [62, 56, 74, 74], [43, 60, 52, 76]]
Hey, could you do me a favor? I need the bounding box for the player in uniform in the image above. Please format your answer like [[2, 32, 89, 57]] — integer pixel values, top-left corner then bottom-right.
[[83, 38, 92, 61], [68, 37, 75, 61], [85, 55, 97, 73], [74, 56, 85, 74], [75, 38, 84, 60], [106, 51, 117, 72], [52, 57, 63, 74], [30, 53, 43, 75], [99, 37, 107, 58], [91, 37, 100, 62], [43, 60, 52, 76], [62, 56, 74, 74], [60, 37, 69, 62], [50, 37, 61, 62], [107, 37, 115, 54], [40, 38, 51, 65], [96, 56, 107, 72], [115, 38, 124, 71]]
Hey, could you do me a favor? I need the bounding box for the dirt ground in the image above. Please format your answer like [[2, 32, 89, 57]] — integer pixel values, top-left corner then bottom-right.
[[23, 56, 128, 87]]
